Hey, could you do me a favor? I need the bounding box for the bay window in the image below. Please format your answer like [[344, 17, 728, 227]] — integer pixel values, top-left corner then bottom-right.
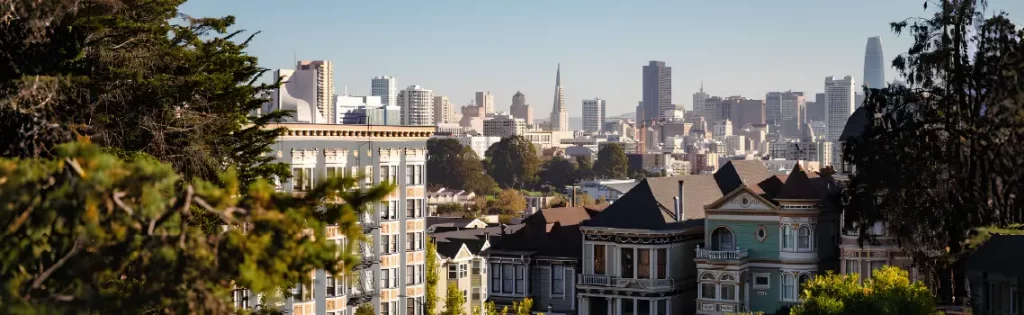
[[797, 226, 812, 250], [782, 273, 795, 301], [514, 265, 525, 294], [620, 248, 634, 278], [502, 264, 514, 293], [720, 284, 737, 301], [593, 244, 606, 274], [638, 249, 651, 279], [656, 248, 667, 279], [782, 225, 793, 249], [551, 265, 565, 295]]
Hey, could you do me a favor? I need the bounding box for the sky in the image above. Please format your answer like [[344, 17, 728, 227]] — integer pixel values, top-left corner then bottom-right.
[[181, 0, 1023, 118]]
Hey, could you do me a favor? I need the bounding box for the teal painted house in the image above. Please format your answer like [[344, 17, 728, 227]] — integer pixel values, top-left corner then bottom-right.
[[695, 162, 835, 315]]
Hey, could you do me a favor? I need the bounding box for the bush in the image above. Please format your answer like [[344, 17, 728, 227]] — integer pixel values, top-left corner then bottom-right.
[[790, 266, 939, 315]]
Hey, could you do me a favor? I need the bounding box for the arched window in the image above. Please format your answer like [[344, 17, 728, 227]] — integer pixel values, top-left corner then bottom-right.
[[798, 273, 812, 289], [797, 226, 812, 250], [701, 272, 717, 281], [782, 273, 795, 300], [711, 227, 736, 251], [720, 273, 736, 282], [782, 225, 793, 250]]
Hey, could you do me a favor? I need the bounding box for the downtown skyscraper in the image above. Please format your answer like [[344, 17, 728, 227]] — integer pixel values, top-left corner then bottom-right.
[[642, 61, 672, 122], [863, 37, 886, 89], [550, 64, 568, 132], [372, 76, 398, 107], [582, 98, 606, 133]]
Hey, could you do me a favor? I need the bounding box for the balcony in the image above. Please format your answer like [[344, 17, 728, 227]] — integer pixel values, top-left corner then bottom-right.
[[698, 301, 745, 314], [579, 274, 610, 286], [695, 247, 749, 261], [578, 274, 675, 290], [359, 214, 379, 232]]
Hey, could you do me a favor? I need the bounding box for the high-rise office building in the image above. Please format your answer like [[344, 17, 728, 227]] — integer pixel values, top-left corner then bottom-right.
[[642, 61, 672, 122], [509, 91, 533, 125], [398, 85, 435, 126], [372, 76, 398, 107], [693, 82, 709, 120], [483, 113, 527, 138], [266, 61, 335, 124], [550, 64, 568, 132], [475, 91, 495, 116], [767, 91, 805, 139], [433, 96, 455, 124], [258, 123, 432, 315], [582, 98, 606, 133], [826, 76, 856, 166], [863, 37, 886, 90], [714, 96, 765, 134]]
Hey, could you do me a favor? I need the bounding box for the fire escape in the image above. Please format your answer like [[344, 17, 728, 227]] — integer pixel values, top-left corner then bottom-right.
[[348, 211, 379, 306]]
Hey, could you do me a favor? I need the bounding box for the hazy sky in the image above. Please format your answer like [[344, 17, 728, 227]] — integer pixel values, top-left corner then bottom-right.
[[181, 0, 1022, 117]]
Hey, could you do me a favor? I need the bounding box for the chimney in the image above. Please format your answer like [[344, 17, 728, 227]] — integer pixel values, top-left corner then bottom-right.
[[673, 196, 680, 220], [484, 231, 491, 243], [677, 180, 685, 221]]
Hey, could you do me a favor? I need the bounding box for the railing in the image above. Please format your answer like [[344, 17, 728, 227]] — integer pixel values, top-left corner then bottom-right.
[[359, 214, 379, 231], [579, 274, 610, 286], [695, 247, 750, 260]]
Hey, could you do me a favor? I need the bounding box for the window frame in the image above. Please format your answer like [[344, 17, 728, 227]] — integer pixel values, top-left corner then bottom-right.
[[797, 225, 812, 250], [448, 263, 458, 279], [551, 265, 565, 295], [593, 244, 606, 275]]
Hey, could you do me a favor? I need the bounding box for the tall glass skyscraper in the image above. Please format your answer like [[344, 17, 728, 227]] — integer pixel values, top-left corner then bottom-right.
[[863, 37, 885, 90]]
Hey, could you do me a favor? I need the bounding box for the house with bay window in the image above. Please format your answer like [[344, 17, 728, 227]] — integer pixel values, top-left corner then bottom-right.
[[485, 206, 606, 314], [695, 162, 839, 315]]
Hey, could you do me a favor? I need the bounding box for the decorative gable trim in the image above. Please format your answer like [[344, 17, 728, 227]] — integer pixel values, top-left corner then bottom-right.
[[705, 185, 778, 211]]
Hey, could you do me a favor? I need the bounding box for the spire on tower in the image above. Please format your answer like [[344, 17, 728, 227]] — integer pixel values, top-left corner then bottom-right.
[[700, 81, 704, 93], [556, 63, 561, 86]]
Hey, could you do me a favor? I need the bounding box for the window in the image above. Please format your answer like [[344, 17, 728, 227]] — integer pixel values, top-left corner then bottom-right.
[[656, 248, 667, 279], [472, 260, 482, 275], [382, 302, 390, 315], [407, 298, 415, 315], [621, 298, 634, 315], [406, 233, 413, 251], [656, 299, 668, 315], [390, 235, 398, 253], [293, 167, 314, 191], [551, 265, 565, 295], [382, 269, 391, 288], [459, 264, 468, 278], [753, 273, 771, 290], [326, 166, 343, 181], [448, 264, 458, 279], [406, 166, 413, 185], [407, 265, 414, 285], [711, 227, 735, 251], [845, 259, 860, 280], [382, 201, 398, 221], [490, 263, 501, 293], [383, 235, 391, 254], [326, 276, 336, 297], [233, 289, 250, 308], [721, 284, 737, 301], [798, 273, 812, 297], [783, 225, 793, 249], [797, 226, 812, 250], [593, 245, 606, 275], [620, 248, 635, 278], [472, 287, 481, 300], [463, 290, 468, 303], [381, 166, 391, 184], [782, 273, 795, 300], [514, 265, 525, 294], [502, 264, 513, 293], [638, 249, 651, 279], [637, 300, 651, 314], [701, 283, 716, 299]]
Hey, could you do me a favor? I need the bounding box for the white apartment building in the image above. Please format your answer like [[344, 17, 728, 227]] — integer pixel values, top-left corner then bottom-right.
[[372, 76, 398, 107], [433, 96, 456, 124], [713, 120, 733, 137], [398, 85, 435, 126], [483, 113, 526, 138], [825, 76, 856, 166], [456, 136, 503, 158], [266, 60, 334, 124], [476, 91, 495, 116], [582, 98, 607, 134], [241, 123, 432, 315]]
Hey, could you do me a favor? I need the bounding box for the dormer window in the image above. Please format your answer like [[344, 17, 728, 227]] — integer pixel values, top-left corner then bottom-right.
[[711, 227, 736, 251]]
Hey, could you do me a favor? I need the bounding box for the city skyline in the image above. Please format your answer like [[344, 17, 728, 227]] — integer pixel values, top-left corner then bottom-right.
[[181, 0, 1023, 118]]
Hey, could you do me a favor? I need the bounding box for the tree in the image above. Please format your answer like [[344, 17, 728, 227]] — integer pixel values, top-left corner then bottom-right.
[[427, 138, 496, 195], [354, 304, 375, 315], [511, 298, 534, 315], [0, 0, 289, 189], [426, 238, 440, 315], [436, 203, 466, 215], [489, 189, 527, 215], [790, 266, 939, 315], [0, 141, 392, 313], [442, 282, 465, 315], [594, 143, 629, 179], [842, 0, 1024, 302], [575, 155, 595, 181], [538, 156, 578, 190], [485, 136, 540, 189]]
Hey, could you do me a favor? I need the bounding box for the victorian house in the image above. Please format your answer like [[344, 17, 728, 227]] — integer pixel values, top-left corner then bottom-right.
[[695, 162, 840, 315], [485, 206, 606, 314]]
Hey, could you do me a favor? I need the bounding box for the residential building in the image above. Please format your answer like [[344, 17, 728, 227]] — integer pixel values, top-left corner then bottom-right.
[[335, 95, 400, 125], [398, 85, 435, 126], [432, 232, 491, 315], [768, 141, 833, 167], [256, 123, 432, 315], [483, 113, 527, 138], [456, 136, 502, 159], [434, 96, 456, 124], [510, 91, 534, 125], [863, 37, 886, 90], [762, 160, 821, 175], [695, 162, 839, 314], [550, 65, 568, 132], [486, 206, 608, 314], [426, 188, 476, 213], [685, 152, 720, 175], [476, 91, 495, 116], [967, 235, 1024, 315], [642, 61, 672, 122], [583, 98, 607, 133], [372, 76, 398, 107], [713, 120, 733, 137], [693, 82, 710, 120], [266, 61, 334, 124]]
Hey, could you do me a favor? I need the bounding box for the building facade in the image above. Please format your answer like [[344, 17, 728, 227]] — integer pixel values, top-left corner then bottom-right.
[[583, 98, 607, 134], [398, 85, 435, 126], [476, 91, 495, 116], [510, 91, 534, 125], [642, 61, 672, 122], [433, 96, 456, 124], [693, 83, 709, 121], [483, 113, 527, 138], [825, 76, 856, 167], [863, 37, 885, 90], [266, 61, 335, 124], [372, 76, 398, 107], [433, 236, 490, 315], [257, 123, 433, 315]]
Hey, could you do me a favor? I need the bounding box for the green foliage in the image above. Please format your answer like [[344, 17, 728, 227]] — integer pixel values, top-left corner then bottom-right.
[[965, 224, 1024, 252], [511, 297, 534, 315], [426, 239, 440, 315], [594, 143, 629, 179], [790, 266, 939, 315], [0, 0, 289, 190], [0, 141, 392, 313], [575, 155, 595, 181], [538, 156, 578, 190], [354, 303, 375, 315], [488, 189, 527, 215], [436, 203, 466, 215], [442, 282, 465, 315], [484, 136, 540, 190], [841, 0, 1024, 300], [427, 138, 497, 194]]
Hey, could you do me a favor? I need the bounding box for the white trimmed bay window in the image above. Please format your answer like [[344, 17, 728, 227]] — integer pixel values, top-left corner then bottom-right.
[[781, 224, 815, 251], [489, 262, 525, 295], [781, 271, 814, 301], [698, 272, 739, 302]]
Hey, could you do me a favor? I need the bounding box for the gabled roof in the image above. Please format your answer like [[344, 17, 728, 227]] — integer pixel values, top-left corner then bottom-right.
[[585, 180, 675, 230], [968, 235, 1024, 276], [646, 175, 722, 221], [714, 160, 774, 195], [839, 106, 870, 141], [488, 206, 600, 258], [776, 163, 824, 200], [435, 241, 467, 259], [705, 184, 779, 210]]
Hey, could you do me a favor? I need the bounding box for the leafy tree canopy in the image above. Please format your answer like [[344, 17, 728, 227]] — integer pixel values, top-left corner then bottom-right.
[[484, 136, 539, 190], [538, 156, 578, 190], [594, 143, 629, 179], [790, 267, 939, 315], [354, 304, 375, 315], [427, 138, 496, 195], [0, 141, 391, 313], [425, 238, 440, 315], [442, 282, 465, 315]]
